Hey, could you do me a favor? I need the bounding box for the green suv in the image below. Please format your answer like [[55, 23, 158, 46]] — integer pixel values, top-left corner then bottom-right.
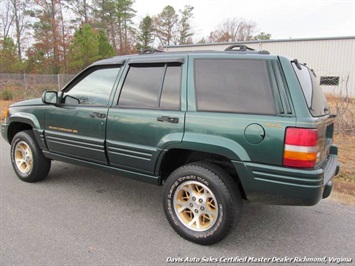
[[1, 45, 340, 245]]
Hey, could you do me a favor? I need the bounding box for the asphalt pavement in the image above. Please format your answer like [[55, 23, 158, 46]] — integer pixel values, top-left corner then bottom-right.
[[0, 136, 354, 265]]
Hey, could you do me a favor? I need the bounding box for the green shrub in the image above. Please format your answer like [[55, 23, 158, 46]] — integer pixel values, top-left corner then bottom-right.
[[1, 90, 14, 100]]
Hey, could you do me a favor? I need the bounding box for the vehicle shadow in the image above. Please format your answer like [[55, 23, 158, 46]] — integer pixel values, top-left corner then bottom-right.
[[43, 161, 323, 252]]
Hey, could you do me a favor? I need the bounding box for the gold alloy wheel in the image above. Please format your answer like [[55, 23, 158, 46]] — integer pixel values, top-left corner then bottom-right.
[[173, 181, 219, 231], [14, 141, 33, 174]]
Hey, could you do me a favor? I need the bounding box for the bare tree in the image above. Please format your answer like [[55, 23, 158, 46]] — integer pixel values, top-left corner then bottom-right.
[[64, 0, 93, 25], [208, 17, 257, 43], [9, 0, 31, 59], [0, 0, 14, 39]]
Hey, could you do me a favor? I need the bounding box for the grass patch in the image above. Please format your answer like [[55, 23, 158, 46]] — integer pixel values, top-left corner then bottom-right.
[[1, 89, 14, 100], [330, 181, 355, 205], [333, 135, 355, 183]]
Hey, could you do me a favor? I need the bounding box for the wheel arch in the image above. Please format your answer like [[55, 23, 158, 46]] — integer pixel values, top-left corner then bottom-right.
[[7, 113, 41, 143], [156, 148, 246, 199], [7, 122, 33, 143]]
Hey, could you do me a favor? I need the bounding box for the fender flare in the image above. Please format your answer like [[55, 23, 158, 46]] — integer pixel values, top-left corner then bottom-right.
[[9, 112, 41, 129], [7, 113, 45, 149], [155, 133, 250, 175]]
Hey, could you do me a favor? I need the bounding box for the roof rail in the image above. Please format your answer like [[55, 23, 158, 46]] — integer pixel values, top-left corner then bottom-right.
[[139, 48, 164, 55], [224, 44, 270, 54], [225, 44, 254, 51]]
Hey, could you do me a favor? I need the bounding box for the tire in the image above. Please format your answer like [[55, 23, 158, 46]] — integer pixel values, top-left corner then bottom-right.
[[163, 162, 242, 245], [10, 130, 51, 182]]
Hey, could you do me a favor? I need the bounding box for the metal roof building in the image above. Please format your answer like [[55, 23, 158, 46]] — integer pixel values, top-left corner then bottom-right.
[[166, 36, 355, 97]]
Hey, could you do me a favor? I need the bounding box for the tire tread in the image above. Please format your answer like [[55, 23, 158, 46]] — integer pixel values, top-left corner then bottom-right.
[[163, 161, 242, 245]]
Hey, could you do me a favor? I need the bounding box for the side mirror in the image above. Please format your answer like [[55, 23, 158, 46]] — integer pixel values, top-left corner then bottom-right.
[[42, 91, 58, 105]]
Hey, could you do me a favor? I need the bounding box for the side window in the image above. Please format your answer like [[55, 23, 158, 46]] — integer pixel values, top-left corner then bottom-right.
[[292, 63, 329, 117], [160, 66, 181, 110], [194, 59, 275, 114], [119, 64, 164, 108], [119, 64, 181, 110], [63, 67, 120, 106]]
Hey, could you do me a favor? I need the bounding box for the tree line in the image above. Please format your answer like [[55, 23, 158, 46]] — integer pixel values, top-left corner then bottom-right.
[[0, 0, 271, 74]]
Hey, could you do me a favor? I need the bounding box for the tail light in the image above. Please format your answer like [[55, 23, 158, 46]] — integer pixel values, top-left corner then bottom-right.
[[283, 128, 319, 168]]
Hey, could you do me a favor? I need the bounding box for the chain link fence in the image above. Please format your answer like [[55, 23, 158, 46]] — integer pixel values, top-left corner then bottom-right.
[[0, 73, 75, 100]]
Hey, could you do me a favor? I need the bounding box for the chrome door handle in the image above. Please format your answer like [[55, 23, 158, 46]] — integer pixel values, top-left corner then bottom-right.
[[157, 116, 179, 123]]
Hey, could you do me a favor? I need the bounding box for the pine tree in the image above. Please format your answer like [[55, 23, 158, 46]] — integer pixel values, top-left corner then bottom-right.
[[68, 24, 99, 73], [179, 5, 194, 44], [154, 5, 179, 46], [135, 16, 154, 51], [0, 37, 23, 73], [98, 30, 115, 59]]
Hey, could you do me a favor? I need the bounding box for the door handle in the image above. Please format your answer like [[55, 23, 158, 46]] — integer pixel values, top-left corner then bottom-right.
[[157, 116, 179, 123], [90, 112, 106, 119]]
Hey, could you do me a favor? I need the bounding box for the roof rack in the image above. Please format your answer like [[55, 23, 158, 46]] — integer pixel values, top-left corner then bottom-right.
[[139, 48, 164, 55], [224, 44, 270, 54]]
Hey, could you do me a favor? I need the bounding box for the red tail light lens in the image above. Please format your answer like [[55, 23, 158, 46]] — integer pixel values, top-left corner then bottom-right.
[[283, 128, 319, 168]]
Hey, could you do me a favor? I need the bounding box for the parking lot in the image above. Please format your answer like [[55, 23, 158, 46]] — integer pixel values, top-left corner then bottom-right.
[[0, 137, 354, 265]]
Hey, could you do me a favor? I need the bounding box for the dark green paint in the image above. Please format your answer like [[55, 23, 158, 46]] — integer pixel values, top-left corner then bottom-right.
[[1, 50, 340, 206]]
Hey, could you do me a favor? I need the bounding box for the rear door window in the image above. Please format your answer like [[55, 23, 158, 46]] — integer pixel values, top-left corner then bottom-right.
[[194, 59, 275, 114], [119, 64, 164, 108], [118, 64, 181, 110]]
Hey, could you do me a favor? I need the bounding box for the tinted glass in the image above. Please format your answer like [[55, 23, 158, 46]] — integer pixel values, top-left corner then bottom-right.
[[119, 65, 164, 108], [160, 66, 181, 109], [63, 67, 119, 105], [292, 63, 329, 117], [195, 59, 275, 114]]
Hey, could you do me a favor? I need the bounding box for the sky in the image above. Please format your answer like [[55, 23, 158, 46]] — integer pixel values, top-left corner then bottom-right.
[[133, 0, 355, 41]]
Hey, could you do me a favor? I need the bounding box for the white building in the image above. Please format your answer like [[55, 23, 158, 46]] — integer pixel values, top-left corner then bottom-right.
[[166, 36, 355, 97]]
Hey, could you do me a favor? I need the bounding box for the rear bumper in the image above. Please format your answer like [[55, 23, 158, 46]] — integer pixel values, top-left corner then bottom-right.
[[233, 145, 340, 206], [321, 145, 340, 199]]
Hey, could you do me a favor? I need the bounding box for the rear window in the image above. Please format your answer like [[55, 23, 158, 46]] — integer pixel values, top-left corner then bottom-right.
[[194, 59, 275, 114], [292, 63, 329, 117]]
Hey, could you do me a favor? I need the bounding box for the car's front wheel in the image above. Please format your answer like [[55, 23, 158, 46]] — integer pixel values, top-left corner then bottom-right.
[[163, 162, 242, 245], [11, 130, 51, 182]]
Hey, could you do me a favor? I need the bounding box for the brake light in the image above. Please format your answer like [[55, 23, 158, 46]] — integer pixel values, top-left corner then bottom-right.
[[283, 128, 319, 168]]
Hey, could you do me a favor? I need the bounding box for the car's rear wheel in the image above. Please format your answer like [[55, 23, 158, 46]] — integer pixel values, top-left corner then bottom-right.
[[11, 130, 51, 182], [163, 162, 242, 245]]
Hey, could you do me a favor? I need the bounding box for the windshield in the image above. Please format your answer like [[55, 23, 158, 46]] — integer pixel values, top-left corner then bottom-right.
[[292, 62, 329, 117]]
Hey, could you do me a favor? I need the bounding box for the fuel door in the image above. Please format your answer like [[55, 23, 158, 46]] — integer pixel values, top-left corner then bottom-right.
[[244, 123, 265, 144]]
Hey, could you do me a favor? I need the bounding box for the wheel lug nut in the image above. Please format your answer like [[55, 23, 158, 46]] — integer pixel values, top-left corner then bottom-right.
[[199, 199, 203, 203], [190, 203, 193, 207], [192, 197, 196, 201], [194, 209, 199, 213], [200, 206, 205, 211]]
